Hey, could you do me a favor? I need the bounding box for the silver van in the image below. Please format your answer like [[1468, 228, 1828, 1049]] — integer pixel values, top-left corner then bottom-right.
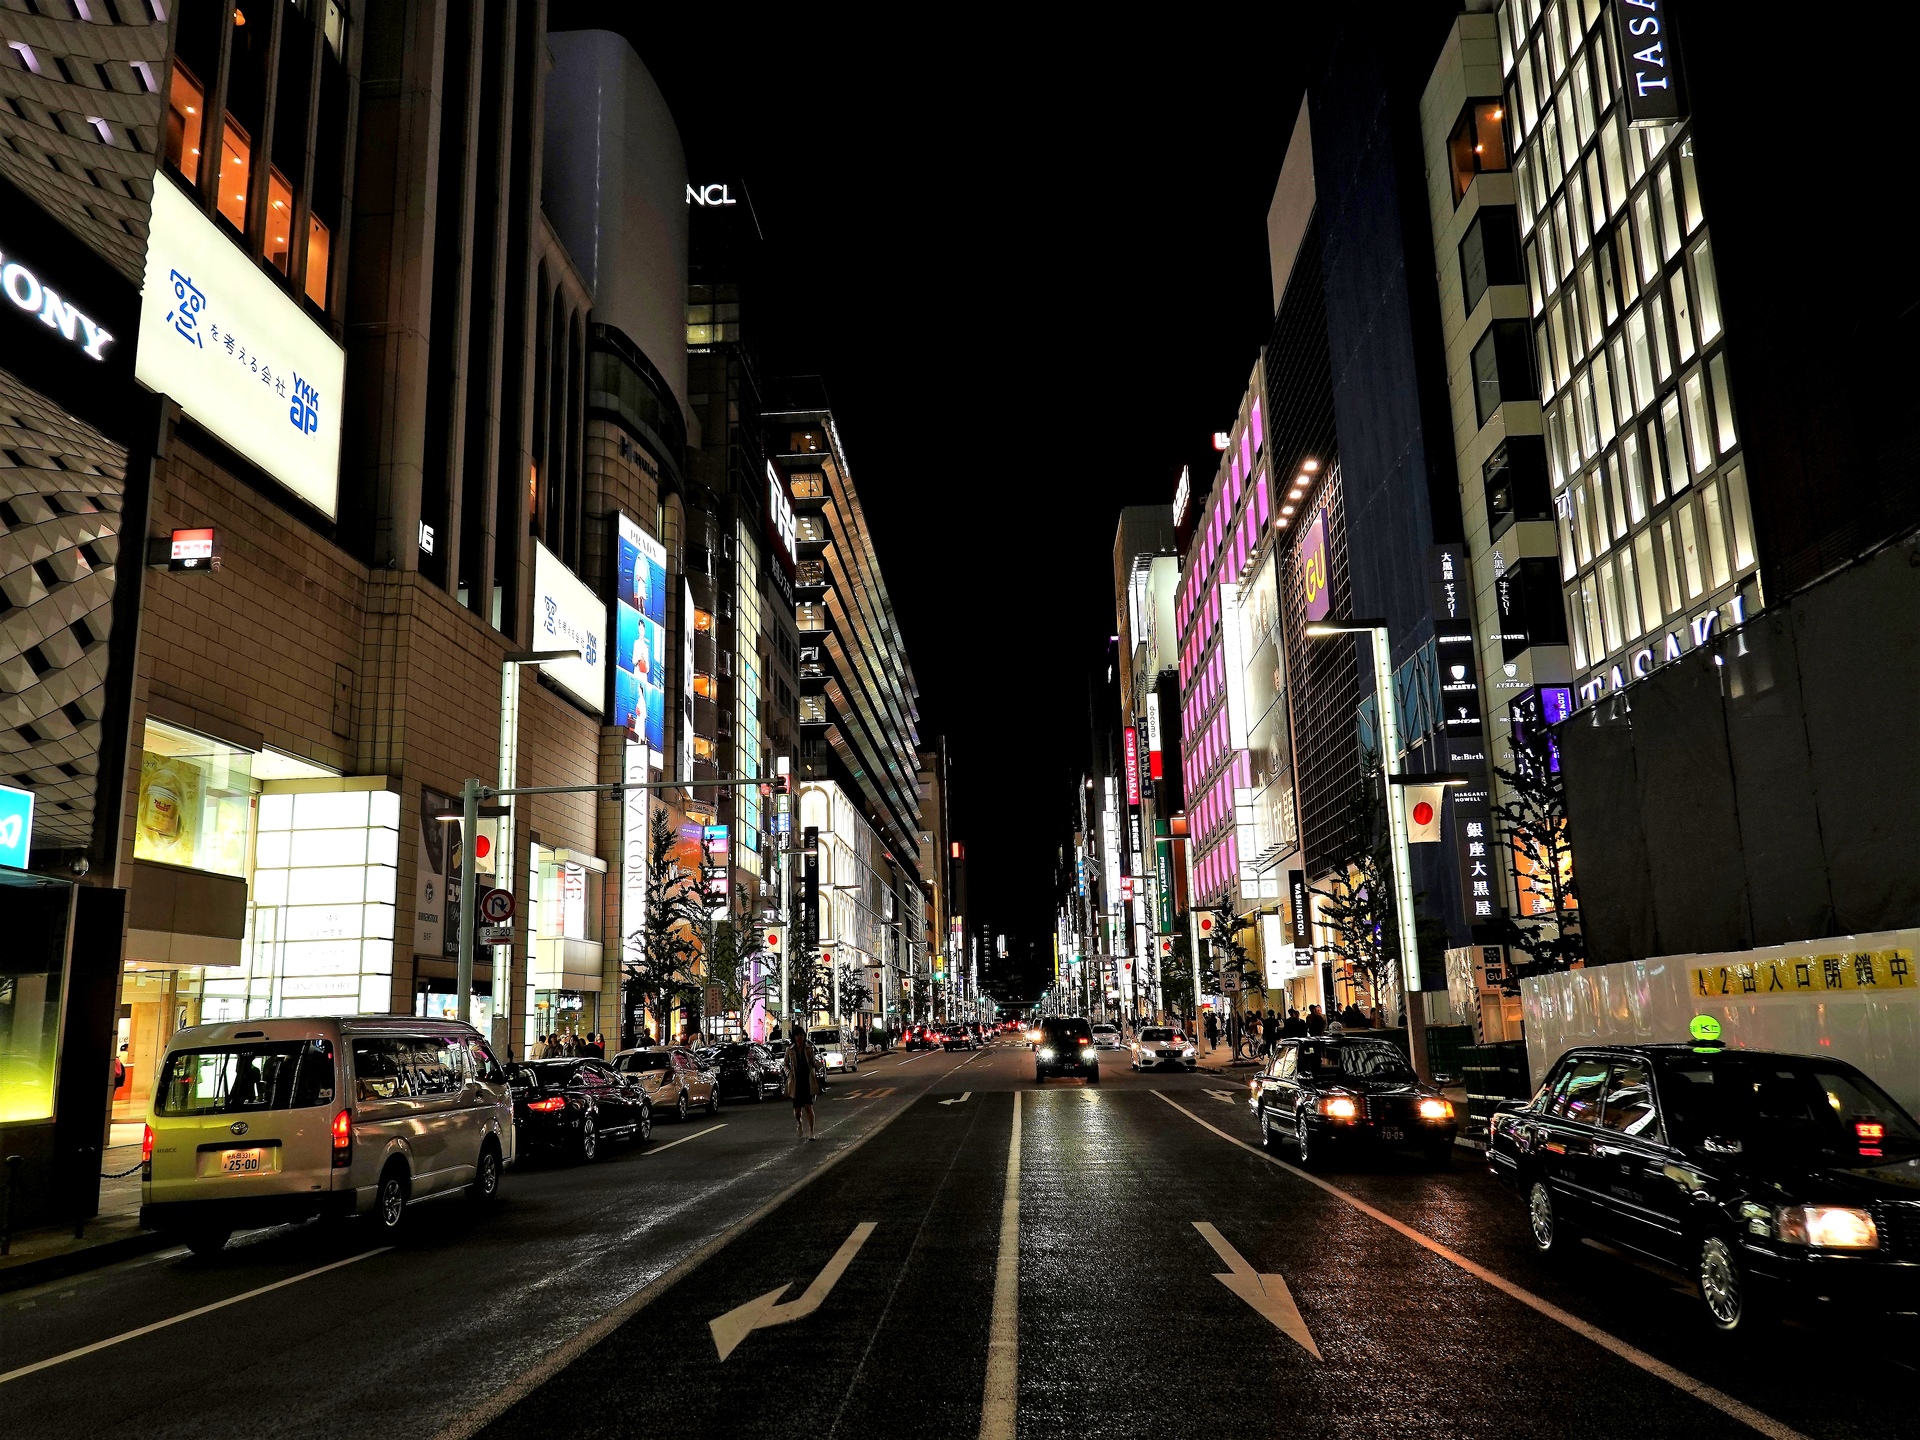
[[141, 1015, 515, 1254]]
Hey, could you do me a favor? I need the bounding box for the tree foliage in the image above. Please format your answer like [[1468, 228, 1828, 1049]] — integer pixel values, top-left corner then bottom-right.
[[624, 804, 697, 1037], [683, 841, 775, 1022], [1490, 725, 1584, 989], [1312, 762, 1401, 1019]]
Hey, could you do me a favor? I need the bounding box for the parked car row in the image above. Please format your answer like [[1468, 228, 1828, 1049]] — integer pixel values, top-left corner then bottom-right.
[[137, 1018, 796, 1256]]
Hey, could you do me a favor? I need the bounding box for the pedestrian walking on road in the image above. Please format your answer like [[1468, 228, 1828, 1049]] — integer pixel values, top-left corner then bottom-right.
[[1204, 1011, 1219, 1052], [786, 1028, 820, 1141], [1305, 1005, 1326, 1036], [1262, 1009, 1278, 1057]]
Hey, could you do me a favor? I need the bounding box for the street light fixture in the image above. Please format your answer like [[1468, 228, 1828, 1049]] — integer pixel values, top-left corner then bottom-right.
[[1302, 617, 1432, 1080]]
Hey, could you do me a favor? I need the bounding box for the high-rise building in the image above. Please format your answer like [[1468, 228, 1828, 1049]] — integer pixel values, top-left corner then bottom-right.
[[1113, 508, 1179, 1017], [766, 390, 923, 1028]]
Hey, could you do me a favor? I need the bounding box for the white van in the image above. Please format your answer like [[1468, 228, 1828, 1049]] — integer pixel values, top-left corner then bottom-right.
[[141, 1015, 515, 1254]]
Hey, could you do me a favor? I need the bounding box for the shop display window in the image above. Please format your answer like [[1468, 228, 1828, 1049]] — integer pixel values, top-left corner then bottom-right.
[[135, 721, 256, 877]]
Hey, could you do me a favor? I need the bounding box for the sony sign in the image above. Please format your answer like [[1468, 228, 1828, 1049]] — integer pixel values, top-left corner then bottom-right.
[[0, 249, 114, 360], [686, 183, 737, 207]]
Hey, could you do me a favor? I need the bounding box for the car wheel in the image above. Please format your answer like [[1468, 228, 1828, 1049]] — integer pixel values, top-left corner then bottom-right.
[[676, 1091, 690, 1123], [1260, 1110, 1277, 1151], [1699, 1235, 1751, 1331], [707, 1087, 721, 1115], [578, 1113, 599, 1162], [1528, 1180, 1569, 1254], [374, 1161, 410, 1234], [1296, 1113, 1319, 1169], [185, 1229, 230, 1257], [468, 1140, 502, 1202], [637, 1102, 653, 1145]]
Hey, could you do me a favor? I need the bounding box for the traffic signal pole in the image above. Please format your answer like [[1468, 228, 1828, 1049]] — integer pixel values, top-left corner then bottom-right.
[[455, 774, 766, 1028]]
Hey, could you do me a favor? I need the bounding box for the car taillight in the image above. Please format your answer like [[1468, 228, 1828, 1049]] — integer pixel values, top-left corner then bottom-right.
[[331, 1108, 353, 1168], [141, 1123, 153, 1181], [528, 1095, 567, 1112]]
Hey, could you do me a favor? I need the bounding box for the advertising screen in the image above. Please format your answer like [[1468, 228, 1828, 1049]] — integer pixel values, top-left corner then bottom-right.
[[533, 542, 604, 713], [613, 513, 668, 751], [136, 179, 345, 517]]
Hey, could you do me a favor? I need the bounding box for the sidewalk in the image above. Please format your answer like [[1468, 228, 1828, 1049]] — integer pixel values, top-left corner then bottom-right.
[[0, 1140, 167, 1295]]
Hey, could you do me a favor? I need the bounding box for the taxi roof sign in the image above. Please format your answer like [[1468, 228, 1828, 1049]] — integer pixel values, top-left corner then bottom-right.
[[1689, 1014, 1723, 1043]]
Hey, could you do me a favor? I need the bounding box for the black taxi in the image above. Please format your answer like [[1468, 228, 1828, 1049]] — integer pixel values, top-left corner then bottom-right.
[[1251, 1035, 1457, 1168], [1489, 1043, 1920, 1330]]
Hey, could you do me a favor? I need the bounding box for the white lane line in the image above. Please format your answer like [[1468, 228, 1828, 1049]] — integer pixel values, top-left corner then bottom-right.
[[978, 1089, 1021, 1440], [0, 1247, 391, 1387], [645, 1123, 724, 1155], [1153, 1092, 1808, 1440]]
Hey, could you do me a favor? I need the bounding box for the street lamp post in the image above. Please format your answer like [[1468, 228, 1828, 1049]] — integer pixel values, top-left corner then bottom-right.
[[1304, 619, 1431, 1081]]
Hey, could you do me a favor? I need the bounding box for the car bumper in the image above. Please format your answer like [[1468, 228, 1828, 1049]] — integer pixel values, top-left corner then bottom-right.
[[1310, 1117, 1458, 1150], [142, 1190, 357, 1233], [1743, 1244, 1920, 1312], [1136, 1054, 1194, 1069]]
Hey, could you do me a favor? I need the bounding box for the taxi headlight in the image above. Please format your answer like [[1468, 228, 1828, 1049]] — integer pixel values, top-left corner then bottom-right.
[[1038, 1047, 1056, 1061], [1777, 1204, 1879, 1249], [1319, 1095, 1359, 1121], [1183, 1046, 1196, 1057], [1418, 1098, 1454, 1121], [1080, 1048, 1097, 1061]]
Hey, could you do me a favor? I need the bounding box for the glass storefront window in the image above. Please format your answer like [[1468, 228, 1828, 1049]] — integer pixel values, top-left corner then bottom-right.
[[135, 721, 256, 876], [0, 878, 69, 1123]]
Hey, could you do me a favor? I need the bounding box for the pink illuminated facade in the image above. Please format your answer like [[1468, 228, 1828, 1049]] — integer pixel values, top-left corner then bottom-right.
[[1176, 359, 1275, 909]]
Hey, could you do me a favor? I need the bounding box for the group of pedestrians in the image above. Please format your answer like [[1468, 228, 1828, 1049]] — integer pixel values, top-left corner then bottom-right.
[[534, 1031, 606, 1058], [1201, 999, 1391, 1060]]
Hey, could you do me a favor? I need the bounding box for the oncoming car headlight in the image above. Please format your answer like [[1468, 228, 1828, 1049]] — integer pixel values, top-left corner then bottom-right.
[[1080, 1047, 1097, 1061], [1038, 1047, 1056, 1061], [1183, 1045, 1196, 1057], [1417, 1098, 1454, 1121], [1777, 1205, 1879, 1249], [1319, 1095, 1359, 1120]]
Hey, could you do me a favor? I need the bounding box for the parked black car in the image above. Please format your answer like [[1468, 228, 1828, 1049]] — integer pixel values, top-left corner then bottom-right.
[[1489, 1042, 1920, 1330], [1252, 1036, 1456, 1168], [712, 1042, 783, 1102], [506, 1059, 652, 1162], [1034, 1016, 1099, 1083]]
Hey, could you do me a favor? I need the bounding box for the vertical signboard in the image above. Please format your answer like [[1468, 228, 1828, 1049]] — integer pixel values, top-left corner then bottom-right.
[[622, 741, 648, 973], [1123, 727, 1141, 806], [418, 786, 459, 958], [1300, 511, 1331, 622], [1610, 0, 1685, 126], [0, 783, 35, 869], [1145, 692, 1164, 780], [1430, 545, 1487, 772], [1287, 869, 1310, 948], [680, 579, 696, 781], [802, 825, 820, 946], [614, 515, 668, 755]]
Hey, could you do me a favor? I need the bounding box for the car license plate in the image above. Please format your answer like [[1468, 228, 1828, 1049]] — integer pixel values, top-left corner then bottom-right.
[[1380, 1126, 1404, 1142], [199, 1147, 272, 1176]]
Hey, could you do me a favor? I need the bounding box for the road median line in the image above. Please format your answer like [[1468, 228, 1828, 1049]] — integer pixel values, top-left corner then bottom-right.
[[977, 1089, 1021, 1440], [1152, 1091, 1808, 1440]]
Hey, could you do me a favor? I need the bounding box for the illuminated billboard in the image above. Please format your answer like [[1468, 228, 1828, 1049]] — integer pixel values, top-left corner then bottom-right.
[[614, 513, 667, 752], [136, 179, 345, 517], [532, 542, 604, 713], [1300, 511, 1330, 622]]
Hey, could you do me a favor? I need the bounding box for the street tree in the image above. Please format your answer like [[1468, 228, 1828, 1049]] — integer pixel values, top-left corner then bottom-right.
[[1312, 763, 1402, 1022], [1201, 904, 1261, 1057], [1490, 723, 1584, 987], [624, 804, 697, 1045], [683, 842, 775, 1031]]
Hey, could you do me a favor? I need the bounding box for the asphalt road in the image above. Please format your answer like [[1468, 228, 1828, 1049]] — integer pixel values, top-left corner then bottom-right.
[[1, 1040, 1912, 1440]]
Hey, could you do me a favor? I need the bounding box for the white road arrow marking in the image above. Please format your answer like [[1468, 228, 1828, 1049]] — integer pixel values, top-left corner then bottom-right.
[[709, 1221, 878, 1361], [938, 1091, 972, 1106], [1202, 1088, 1240, 1104], [1192, 1221, 1320, 1360]]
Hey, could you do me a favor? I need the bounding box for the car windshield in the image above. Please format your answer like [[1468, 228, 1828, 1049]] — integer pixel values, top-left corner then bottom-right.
[[619, 1052, 673, 1073], [1298, 1043, 1414, 1080], [156, 1040, 334, 1115], [718, 1044, 760, 1060], [810, 1029, 842, 1046], [1659, 1054, 1920, 1163], [524, 1060, 584, 1083], [1042, 1021, 1093, 1043], [1139, 1028, 1174, 1042]]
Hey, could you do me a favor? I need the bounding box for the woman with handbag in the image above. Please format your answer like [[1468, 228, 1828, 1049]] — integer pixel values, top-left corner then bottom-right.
[[786, 1027, 819, 1141]]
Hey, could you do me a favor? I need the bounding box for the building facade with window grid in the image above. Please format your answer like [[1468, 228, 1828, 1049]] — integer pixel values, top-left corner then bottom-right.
[[1495, 0, 1759, 710]]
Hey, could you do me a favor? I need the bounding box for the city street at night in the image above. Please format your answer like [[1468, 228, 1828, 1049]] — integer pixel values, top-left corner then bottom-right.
[[3, 3, 1917, 1436], [4, 1039, 1910, 1440]]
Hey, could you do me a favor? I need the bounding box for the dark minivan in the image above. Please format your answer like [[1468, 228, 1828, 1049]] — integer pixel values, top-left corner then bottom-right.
[[1034, 1016, 1100, 1083], [1489, 1043, 1920, 1330]]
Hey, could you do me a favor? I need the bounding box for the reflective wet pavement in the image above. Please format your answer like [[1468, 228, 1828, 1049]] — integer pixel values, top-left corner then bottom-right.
[[1, 1043, 1911, 1439]]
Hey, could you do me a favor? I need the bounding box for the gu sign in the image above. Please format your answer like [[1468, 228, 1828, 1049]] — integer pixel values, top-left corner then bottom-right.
[[1300, 511, 1331, 622], [686, 183, 737, 206]]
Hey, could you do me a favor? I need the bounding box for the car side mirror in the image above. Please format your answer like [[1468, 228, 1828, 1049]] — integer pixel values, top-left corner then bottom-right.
[[1702, 1135, 1744, 1155], [1432, 1072, 1458, 1087]]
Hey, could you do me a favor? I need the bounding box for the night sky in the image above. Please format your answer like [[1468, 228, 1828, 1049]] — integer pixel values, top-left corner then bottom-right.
[[604, 9, 1313, 999]]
